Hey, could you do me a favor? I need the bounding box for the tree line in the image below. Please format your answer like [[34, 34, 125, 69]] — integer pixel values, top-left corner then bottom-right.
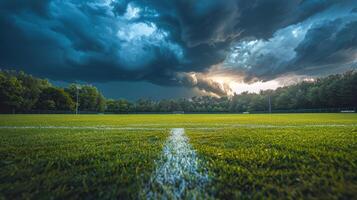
[[0, 69, 356, 113], [0, 70, 105, 113]]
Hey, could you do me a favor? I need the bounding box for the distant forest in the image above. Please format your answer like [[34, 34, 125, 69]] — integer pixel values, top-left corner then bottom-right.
[[0, 70, 356, 113]]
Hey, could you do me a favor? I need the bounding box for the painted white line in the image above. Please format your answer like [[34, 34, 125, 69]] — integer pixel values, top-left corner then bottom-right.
[[0, 126, 166, 131], [143, 128, 210, 199], [229, 124, 357, 128], [0, 124, 355, 131], [128, 123, 357, 128]]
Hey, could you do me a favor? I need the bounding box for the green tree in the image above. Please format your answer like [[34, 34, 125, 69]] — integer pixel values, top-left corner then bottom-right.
[[0, 72, 24, 113], [136, 99, 156, 112], [106, 99, 119, 113], [66, 84, 106, 112], [16, 71, 51, 111], [36, 87, 75, 111]]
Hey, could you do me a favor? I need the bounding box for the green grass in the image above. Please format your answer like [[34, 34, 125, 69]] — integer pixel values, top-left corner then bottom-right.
[[0, 128, 167, 199], [0, 113, 356, 127], [0, 114, 356, 199], [188, 127, 357, 199]]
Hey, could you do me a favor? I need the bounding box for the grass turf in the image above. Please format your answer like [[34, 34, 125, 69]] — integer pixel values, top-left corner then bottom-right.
[[0, 128, 167, 199], [0, 113, 356, 199], [0, 113, 356, 127], [187, 126, 357, 199]]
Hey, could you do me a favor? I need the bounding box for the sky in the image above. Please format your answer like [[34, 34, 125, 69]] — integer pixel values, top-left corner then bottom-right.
[[1, 0, 357, 99]]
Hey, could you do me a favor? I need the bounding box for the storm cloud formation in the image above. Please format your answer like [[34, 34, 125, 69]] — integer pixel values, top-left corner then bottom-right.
[[0, 0, 357, 96]]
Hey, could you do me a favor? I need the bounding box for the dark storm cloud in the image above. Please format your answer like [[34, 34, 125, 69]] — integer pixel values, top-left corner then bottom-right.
[[175, 72, 232, 96], [225, 2, 357, 82], [265, 18, 357, 80], [0, 0, 51, 17], [128, 0, 331, 46], [0, 0, 182, 83], [0, 0, 356, 95], [292, 20, 357, 68]]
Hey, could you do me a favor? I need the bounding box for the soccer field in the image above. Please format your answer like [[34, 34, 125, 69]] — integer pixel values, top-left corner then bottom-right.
[[0, 114, 356, 199]]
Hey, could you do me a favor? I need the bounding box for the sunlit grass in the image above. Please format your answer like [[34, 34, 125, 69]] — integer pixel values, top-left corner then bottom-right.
[[0, 113, 356, 127]]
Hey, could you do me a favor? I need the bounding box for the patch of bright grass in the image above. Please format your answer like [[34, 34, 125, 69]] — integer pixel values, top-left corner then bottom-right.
[[0, 113, 356, 127]]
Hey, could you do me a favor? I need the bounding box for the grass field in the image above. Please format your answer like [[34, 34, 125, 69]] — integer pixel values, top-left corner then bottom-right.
[[0, 114, 356, 199]]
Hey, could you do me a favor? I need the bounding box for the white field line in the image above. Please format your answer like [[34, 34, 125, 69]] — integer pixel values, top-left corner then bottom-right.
[[143, 128, 210, 199], [0, 126, 219, 130], [0, 124, 356, 131], [229, 124, 357, 128], [0, 126, 166, 131], [128, 123, 357, 128], [0, 124, 356, 132]]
